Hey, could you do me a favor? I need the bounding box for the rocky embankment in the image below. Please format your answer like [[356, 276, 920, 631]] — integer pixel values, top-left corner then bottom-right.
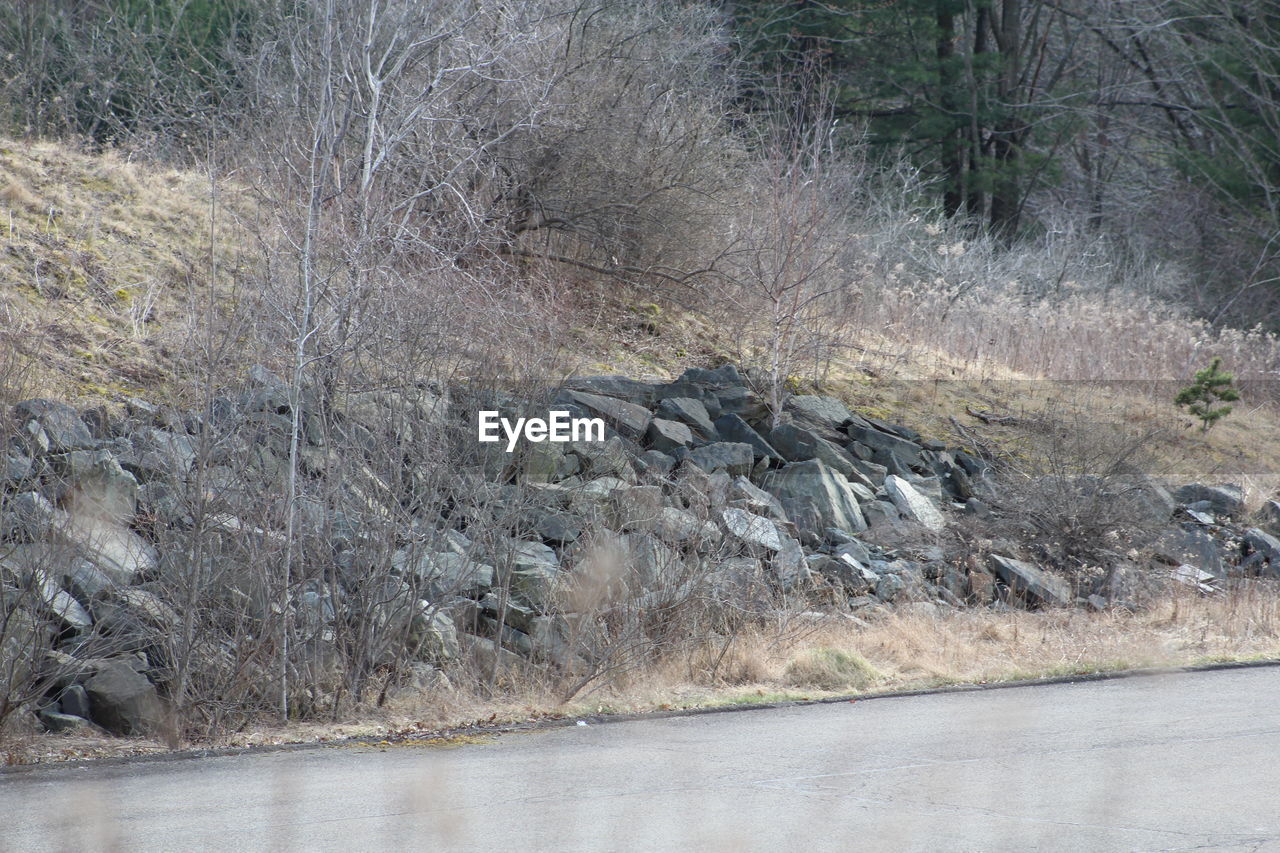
[[2, 365, 1278, 738]]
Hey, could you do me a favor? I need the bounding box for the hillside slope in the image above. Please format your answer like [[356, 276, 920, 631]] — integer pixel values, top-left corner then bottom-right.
[[0, 140, 248, 402]]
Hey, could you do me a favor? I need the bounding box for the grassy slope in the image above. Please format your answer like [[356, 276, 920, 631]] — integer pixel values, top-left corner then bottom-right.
[[0, 138, 248, 402]]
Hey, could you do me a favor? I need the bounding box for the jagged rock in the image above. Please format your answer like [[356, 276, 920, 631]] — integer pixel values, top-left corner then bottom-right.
[[531, 509, 583, 544], [834, 540, 873, 566], [60, 514, 159, 586], [645, 418, 693, 453], [722, 508, 783, 551], [1260, 500, 1280, 534], [850, 458, 889, 488], [785, 396, 851, 432], [656, 379, 722, 419], [1153, 528, 1225, 577], [987, 555, 1071, 607], [1243, 528, 1280, 577], [713, 414, 782, 461], [35, 571, 92, 631], [84, 660, 163, 735], [3, 490, 56, 540], [1169, 564, 1218, 594], [116, 428, 196, 483], [716, 385, 768, 422], [935, 563, 969, 602], [621, 533, 679, 588], [862, 499, 901, 528], [463, 635, 527, 675], [570, 436, 638, 483], [727, 475, 788, 521], [396, 550, 495, 597], [410, 605, 460, 661], [556, 390, 652, 440], [845, 423, 922, 470], [4, 450, 32, 484], [653, 506, 712, 545], [38, 710, 100, 734], [655, 397, 717, 439], [521, 441, 575, 484], [808, 553, 871, 594], [571, 530, 679, 591], [1124, 479, 1177, 525], [59, 683, 91, 718], [636, 449, 676, 479], [967, 565, 996, 603], [13, 399, 96, 453], [681, 365, 743, 386], [771, 533, 808, 586], [1175, 483, 1244, 519], [884, 475, 946, 532], [768, 423, 860, 480], [761, 459, 866, 535], [0, 547, 91, 631], [506, 540, 561, 607], [687, 442, 755, 477], [563, 376, 657, 406], [478, 616, 534, 656], [874, 572, 906, 603], [608, 485, 664, 532], [51, 450, 138, 521]]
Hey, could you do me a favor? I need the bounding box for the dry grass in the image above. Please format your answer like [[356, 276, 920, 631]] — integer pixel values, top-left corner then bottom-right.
[[6, 586, 1277, 766], [0, 138, 252, 403]]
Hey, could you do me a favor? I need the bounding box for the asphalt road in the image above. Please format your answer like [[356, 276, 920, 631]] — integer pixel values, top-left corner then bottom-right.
[[4, 667, 1280, 852]]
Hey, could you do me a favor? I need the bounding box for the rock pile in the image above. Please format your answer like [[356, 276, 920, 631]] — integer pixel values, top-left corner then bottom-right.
[[1, 366, 1276, 736]]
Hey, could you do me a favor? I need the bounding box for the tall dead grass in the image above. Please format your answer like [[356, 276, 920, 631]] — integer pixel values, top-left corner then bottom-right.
[[843, 211, 1280, 382]]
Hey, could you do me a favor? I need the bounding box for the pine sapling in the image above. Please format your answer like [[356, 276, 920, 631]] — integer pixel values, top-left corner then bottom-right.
[[1175, 357, 1240, 432]]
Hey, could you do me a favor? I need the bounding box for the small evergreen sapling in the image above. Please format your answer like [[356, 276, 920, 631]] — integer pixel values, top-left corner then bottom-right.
[[1175, 357, 1240, 432]]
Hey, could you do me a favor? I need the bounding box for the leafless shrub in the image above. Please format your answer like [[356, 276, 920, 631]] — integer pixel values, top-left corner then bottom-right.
[[977, 401, 1173, 591]]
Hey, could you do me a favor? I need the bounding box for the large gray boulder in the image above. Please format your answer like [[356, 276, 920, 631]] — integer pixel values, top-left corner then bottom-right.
[[563, 376, 657, 407], [1175, 483, 1245, 518], [687, 442, 755, 477], [52, 450, 138, 520], [84, 660, 163, 735], [645, 418, 693, 454], [556, 390, 652, 440], [4, 450, 32, 484], [1243, 528, 1280, 578], [884, 475, 946, 532], [761, 459, 866, 535], [116, 428, 196, 483], [768, 423, 859, 480], [570, 436, 638, 483], [13, 399, 96, 453], [846, 423, 923, 469], [1260, 500, 1280, 534], [987, 555, 1072, 607], [396, 550, 495, 597], [409, 605, 461, 662], [721, 508, 783, 551], [713, 414, 782, 461], [0, 545, 93, 631], [520, 441, 576, 484], [653, 506, 714, 545], [785, 395, 851, 432], [506, 540, 561, 608], [716, 385, 768, 422], [727, 475, 788, 521], [607, 485, 664, 532], [655, 397, 717, 439]]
